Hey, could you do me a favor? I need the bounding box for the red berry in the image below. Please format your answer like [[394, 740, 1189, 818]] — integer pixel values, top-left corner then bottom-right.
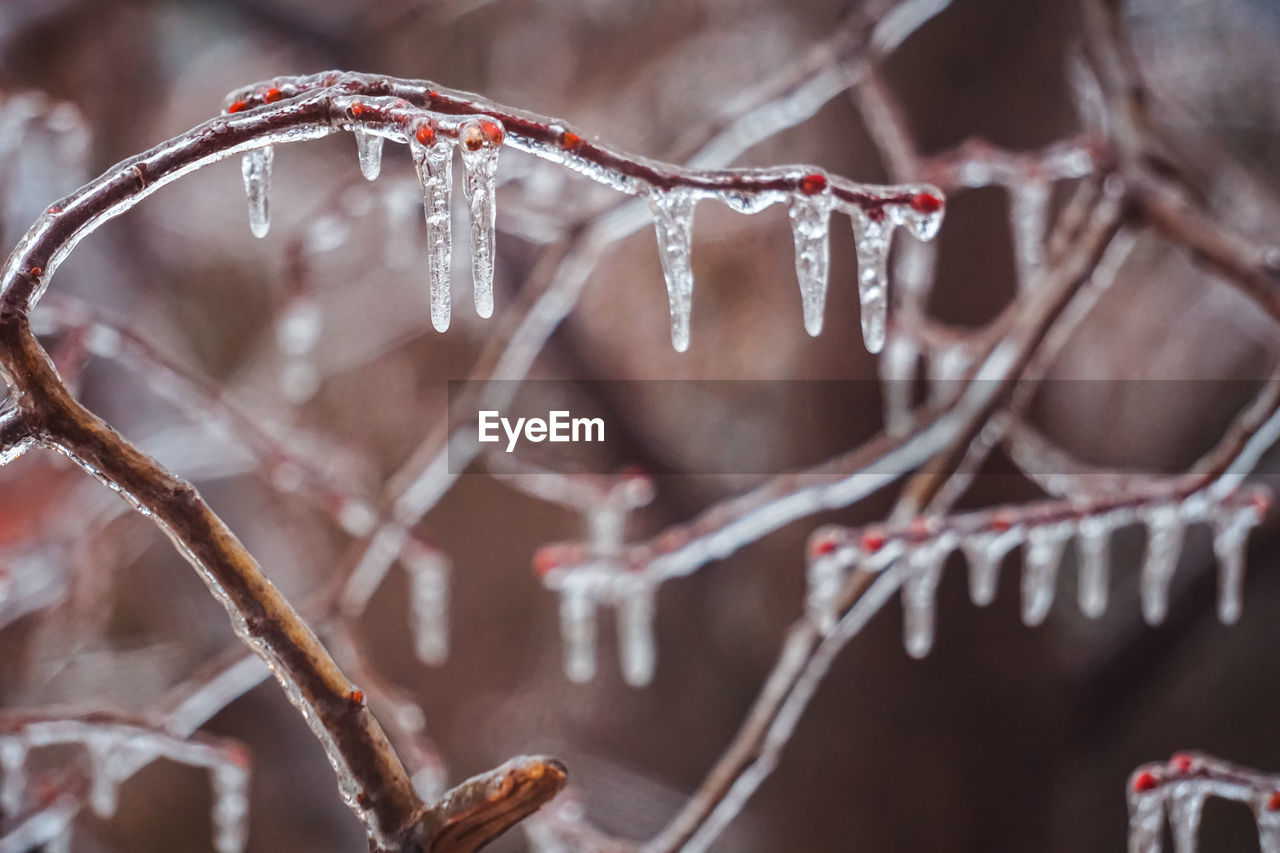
[[479, 119, 504, 145], [991, 514, 1013, 532], [562, 130, 583, 151], [28, 266, 41, 277], [1169, 754, 1193, 773], [227, 100, 248, 114], [1132, 771, 1158, 793], [263, 87, 283, 104], [533, 549, 560, 577], [349, 689, 364, 705], [798, 173, 827, 195], [415, 123, 436, 145], [811, 536, 839, 557], [860, 531, 886, 553], [911, 192, 943, 214], [228, 744, 252, 768], [1268, 791, 1280, 811], [350, 101, 366, 117]]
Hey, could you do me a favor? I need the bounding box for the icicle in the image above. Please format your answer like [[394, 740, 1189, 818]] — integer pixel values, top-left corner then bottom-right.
[[0, 735, 26, 816], [411, 135, 455, 333], [459, 121, 502, 319], [1167, 786, 1205, 853], [960, 530, 1019, 607], [211, 761, 251, 853], [1259, 799, 1280, 853], [1022, 524, 1070, 626], [649, 189, 698, 352], [787, 192, 831, 336], [806, 553, 846, 634], [1076, 516, 1114, 619], [1210, 502, 1261, 625], [1008, 180, 1050, 289], [559, 578, 597, 683], [353, 130, 383, 181], [617, 580, 656, 687], [43, 830, 73, 853], [241, 147, 273, 239], [1128, 784, 1166, 853], [85, 729, 119, 818], [404, 546, 449, 666], [1140, 507, 1185, 626], [901, 540, 951, 658], [880, 332, 918, 437], [850, 209, 896, 353]]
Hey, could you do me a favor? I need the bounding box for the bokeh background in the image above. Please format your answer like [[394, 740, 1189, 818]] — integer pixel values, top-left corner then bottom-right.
[[1, 0, 1280, 850]]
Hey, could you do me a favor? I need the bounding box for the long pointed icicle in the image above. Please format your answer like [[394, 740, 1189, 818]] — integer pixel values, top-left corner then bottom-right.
[[961, 530, 1018, 607], [0, 736, 26, 816], [902, 541, 950, 658], [459, 120, 503, 319], [353, 130, 384, 181], [617, 581, 657, 687], [1168, 789, 1206, 853], [241, 146, 274, 239], [1140, 507, 1184, 626], [851, 210, 896, 353], [649, 189, 698, 352], [559, 579, 597, 683], [788, 188, 832, 336], [212, 760, 251, 853], [1211, 502, 1262, 625], [1022, 525, 1069, 626], [411, 131, 455, 333], [1076, 516, 1113, 619], [404, 544, 450, 666]]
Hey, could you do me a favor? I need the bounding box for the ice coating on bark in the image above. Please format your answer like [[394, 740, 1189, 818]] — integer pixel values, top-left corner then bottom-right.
[[787, 192, 832, 336], [411, 137, 455, 333], [353, 129, 383, 181], [241, 146, 273, 239], [459, 122, 502, 319], [649, 189, 698, 352]]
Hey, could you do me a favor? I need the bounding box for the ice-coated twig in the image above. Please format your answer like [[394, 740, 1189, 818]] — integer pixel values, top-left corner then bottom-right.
[[1128, 752, 1280, 853], [0, 712, 251, 853], [335, 3, 947, 634], [808, 483, 1268, 647]]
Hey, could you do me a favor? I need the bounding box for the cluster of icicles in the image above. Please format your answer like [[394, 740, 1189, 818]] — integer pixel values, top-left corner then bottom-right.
[[1129, 752, 1280, 853], [528, 470, 658, 687], [233, 80, 944, 352], [0, 718, 249, 853], [807, 486, 1269, 658]]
